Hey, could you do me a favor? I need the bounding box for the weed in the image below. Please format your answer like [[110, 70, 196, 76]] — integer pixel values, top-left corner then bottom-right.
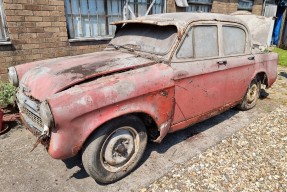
[[272, 48, 287, 66], [0, 82, 16, 108]]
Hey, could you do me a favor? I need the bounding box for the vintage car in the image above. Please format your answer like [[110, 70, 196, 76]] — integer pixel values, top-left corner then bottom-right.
[[8, 13, 277, 184]]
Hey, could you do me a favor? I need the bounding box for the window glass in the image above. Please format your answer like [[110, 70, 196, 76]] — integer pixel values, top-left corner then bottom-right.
[[0, 0, 8, 41], [223, 26, 246, 55], [194, 26, 218, 58], [238, 0, 253, 11], [177, 28, 193, 58], [111, 23, 177, 55], [64, 0, 164, 39], [186, 0, 212, 12]]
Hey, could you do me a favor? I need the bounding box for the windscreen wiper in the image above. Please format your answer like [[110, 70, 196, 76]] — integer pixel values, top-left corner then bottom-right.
[[109, 43, 140, 52]]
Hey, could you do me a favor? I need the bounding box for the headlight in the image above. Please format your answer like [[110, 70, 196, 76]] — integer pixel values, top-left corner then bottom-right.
[[40, 101, 55, 129], [7, 67, 19, 87]]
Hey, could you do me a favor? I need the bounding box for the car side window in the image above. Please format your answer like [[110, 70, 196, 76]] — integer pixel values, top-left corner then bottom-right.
[[177, 25, 218, 59], [223, 26, 246, 55], [177, 28, 193, 58], [194, 26, 218, 58]]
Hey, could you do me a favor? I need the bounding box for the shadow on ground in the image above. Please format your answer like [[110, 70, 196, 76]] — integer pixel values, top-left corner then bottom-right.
[[61, 88, 271, 183], [279, 71, 287, 78], [62, 108, 240, 182]]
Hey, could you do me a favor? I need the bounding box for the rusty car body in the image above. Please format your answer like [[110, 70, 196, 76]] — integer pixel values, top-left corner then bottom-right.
[[8, 13, 278, 183]]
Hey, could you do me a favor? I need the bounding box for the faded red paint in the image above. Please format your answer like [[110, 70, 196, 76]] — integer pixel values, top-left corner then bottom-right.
[[18, 51, 155, 101], [13, 13, 278, 160], [47, 64, 174, 159]]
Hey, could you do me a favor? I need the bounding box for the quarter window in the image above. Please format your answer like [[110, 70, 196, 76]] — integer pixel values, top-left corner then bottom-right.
[[0, 0, 8, 41], [223, 26, 246, 55], [64, 0, 164, 39]]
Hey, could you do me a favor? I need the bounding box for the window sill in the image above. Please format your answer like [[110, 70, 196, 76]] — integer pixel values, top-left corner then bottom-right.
[[69, 37, 113, 43], [188, 2, 212, 6], [0, 41, 12, 45], [238, 8, 252, 11]]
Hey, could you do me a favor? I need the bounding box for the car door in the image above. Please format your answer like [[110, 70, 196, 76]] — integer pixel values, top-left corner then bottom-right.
[[219, 24, 255, 105], [170, 23, 228, 130]]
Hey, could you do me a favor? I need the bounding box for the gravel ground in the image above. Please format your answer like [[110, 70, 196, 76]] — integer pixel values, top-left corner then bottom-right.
[[143, 106, 287, 191]]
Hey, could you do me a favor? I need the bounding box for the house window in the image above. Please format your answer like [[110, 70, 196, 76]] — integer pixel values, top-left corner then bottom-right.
[[186, 0, 212, 12], [0, 0, 8, 41], [64, 0, 164, 40], [238, 0, 254, 11], [128, 0, 164, 18]]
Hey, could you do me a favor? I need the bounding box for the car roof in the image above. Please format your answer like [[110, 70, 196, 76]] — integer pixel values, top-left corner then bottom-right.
[[112, 12, 247, 33]]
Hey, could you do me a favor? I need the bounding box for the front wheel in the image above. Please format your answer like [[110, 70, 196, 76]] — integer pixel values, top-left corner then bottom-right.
[[82, 115, 147, 184], [237, 79, 261, 110]]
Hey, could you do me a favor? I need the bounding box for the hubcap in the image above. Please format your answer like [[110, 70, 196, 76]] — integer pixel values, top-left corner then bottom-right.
[[246, 84, 258, 104], [101, 127, 139, 172]]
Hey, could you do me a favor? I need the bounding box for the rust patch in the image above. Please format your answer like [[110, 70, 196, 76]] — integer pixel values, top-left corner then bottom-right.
[[153, 120, 171, 143], [160, 90, 168, 97]]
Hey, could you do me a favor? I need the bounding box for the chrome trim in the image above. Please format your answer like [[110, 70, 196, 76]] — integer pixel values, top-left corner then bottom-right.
[[16, 87, 44, 132]]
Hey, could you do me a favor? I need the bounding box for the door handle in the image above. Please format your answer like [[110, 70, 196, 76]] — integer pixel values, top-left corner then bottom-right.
[[217, 60, 227, 65], [248, 56, 255, 60]]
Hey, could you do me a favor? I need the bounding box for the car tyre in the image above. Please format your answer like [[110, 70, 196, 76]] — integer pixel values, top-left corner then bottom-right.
[[82, 115, 147, 184], [237, 79, 261, 110]]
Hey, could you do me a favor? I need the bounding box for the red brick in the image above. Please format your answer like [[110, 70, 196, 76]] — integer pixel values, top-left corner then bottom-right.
[[24, 4, 41, 11], [34, 11, 50, 16], [5, 15, 25, 22], [36, 22, 52, 27], [14, 10, 33, 16], [4, 4, 23, 10], [25, 16, 43, 22]]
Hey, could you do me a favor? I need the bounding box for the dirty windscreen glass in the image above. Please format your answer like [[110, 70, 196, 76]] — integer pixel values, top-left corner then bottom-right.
[[110, 23, 177, 55]]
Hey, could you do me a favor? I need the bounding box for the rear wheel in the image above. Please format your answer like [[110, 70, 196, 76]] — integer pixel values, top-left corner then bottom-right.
[[237, 79, 261, 110], [82, 115, 147, 184]]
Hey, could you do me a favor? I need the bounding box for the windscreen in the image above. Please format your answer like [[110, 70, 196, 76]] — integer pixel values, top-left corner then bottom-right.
[[110, 23, 177, 55]]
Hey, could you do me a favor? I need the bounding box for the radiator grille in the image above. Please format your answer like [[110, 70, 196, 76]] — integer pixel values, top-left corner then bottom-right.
[[22, 106, 43, 128]]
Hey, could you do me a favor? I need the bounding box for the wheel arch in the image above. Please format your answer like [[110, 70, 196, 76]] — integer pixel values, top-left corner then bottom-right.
[[82, 112, 159, 149], [81, 114, 148, 184], [255, 71, 268, 87]]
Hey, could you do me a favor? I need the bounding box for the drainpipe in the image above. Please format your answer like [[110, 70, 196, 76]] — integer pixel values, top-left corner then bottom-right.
[[262, 0, 266, 16], [278, 7, 287, 47]]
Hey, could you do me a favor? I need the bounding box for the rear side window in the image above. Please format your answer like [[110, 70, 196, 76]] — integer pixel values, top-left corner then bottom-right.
[[223, 26, 246, 55], [177, 25, 218, 59]]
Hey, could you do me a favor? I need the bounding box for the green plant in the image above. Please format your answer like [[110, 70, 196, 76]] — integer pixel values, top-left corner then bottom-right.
[[0, 82, 16, 108], [272, 48, 287, 66]]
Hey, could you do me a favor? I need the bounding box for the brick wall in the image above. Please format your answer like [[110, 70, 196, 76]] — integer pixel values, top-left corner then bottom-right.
[[212, 0, 263, 15], [167, 0, 176, 12], [212, 0, 238, 14], [0, 0, 108, 81], [252, 0, 263, 15]]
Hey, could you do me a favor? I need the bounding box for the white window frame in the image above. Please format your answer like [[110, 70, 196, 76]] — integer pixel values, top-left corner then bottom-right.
[[64, 0, 165, 41], [0, 0, 9, 42]]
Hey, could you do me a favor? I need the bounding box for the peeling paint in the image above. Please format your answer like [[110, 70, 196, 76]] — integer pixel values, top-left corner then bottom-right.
[[14, 13, 278, 161]]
